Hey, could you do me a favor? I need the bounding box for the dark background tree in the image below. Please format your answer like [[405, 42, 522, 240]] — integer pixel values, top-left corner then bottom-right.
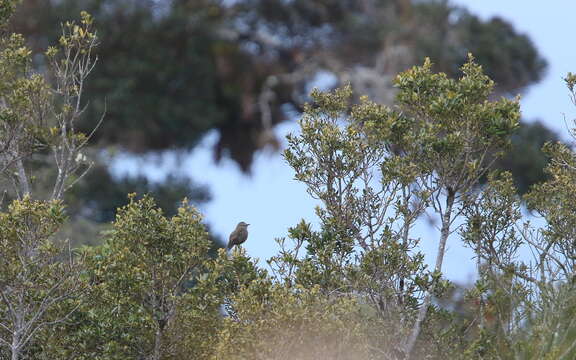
[[494, 121, 559, 194], [2, 3, 575, 357], [9, 0, 554, 236]]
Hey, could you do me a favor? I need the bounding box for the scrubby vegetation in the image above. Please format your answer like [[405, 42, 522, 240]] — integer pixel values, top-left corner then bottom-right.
[[1, 3, 575, 359]]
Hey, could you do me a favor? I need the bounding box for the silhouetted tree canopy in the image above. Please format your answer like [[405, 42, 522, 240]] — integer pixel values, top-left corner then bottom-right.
[[495, 121, 560, 195], [8, 0, 555, 229], [12, 0, 547, 170]]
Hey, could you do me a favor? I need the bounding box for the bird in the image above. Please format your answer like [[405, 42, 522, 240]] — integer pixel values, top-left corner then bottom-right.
[[227, 221, 250, 250]]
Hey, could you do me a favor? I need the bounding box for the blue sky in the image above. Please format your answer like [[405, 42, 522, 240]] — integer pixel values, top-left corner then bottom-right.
[[450, 1, 576, 137], [113, 1, 576, 283]]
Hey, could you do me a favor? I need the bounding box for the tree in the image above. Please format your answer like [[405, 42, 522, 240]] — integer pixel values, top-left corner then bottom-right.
[[0, 7, 98, 359], [41, 195, 271, 360], [0, 198, 85, 360], [454, 73, 576, 359], [458, 173, 526, 357], [393, 55, 520, 356], [280, 55, 520, 357], [9, 0, 551, 208], [491, 121, 559, 195], [68, 195, 212, 359], [0, 10, 99, 201]]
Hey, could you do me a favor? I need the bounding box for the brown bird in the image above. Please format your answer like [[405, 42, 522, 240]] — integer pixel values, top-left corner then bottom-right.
[[227, 221, 250, 250]]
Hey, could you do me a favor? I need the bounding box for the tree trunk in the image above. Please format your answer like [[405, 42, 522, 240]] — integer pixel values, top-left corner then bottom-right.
[[16, 159, 30, 198], [404, 189, 455, 358], [11, 334, 20, 360], [151, 326, 163, 360]]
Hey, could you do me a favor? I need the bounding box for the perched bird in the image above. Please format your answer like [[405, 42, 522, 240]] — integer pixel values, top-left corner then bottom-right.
[[227, 221, 250, 250]]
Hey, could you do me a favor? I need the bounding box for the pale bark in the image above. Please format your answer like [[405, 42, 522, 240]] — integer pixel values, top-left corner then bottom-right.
[[404, 189, 455, 358], [151, 327, 163, 360], [16, 159, 29, 197]]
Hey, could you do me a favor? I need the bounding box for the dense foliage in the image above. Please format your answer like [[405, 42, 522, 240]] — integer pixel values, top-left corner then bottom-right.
[[4, 0, 555, 237], [12, 0, 547, 163], [1, 3, 575, 360]]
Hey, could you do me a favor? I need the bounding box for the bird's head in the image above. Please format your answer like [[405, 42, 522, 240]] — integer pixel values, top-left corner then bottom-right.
[[238, 221, 250, 228]]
